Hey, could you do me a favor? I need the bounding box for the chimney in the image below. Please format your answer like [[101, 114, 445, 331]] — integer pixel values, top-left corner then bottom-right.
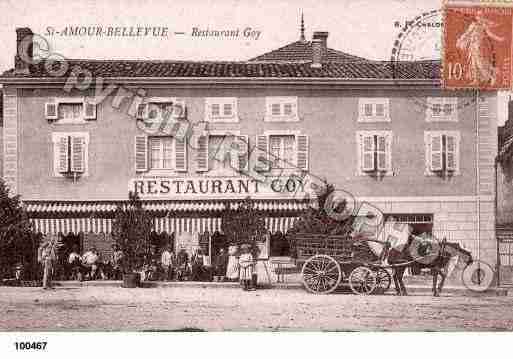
[[311, 39, 323, 68], [15, 27, 33, 75], [311, 31, 328, 68]]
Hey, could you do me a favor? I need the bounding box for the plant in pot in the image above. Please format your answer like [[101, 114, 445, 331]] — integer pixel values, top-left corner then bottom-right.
[[112, 191, 153, 288], [221, 197, 267, 288]]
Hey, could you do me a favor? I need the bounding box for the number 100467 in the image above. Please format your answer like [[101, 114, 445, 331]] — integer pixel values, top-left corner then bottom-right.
[[15, 342, 47, 350]]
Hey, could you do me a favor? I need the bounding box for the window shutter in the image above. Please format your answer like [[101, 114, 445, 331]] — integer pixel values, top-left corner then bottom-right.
[[136, 103, 148, 120], [173, 99, 186, 118], [45, 102, 58, 120], [70, 136, 86, 173], [376, 135, 387, 171], [237, 135, 249, 171], [175, 136, 187, 171], [135, 136, 148, 172], [430, 134, 443, 171], [57, 136, 69, 173], [196, 134, 209, 172], [84, 100, 96, 120], [296, 134, 309, 170], [256, 135, 270, 171], [446, 135, 457, 171], [362, 135, 375, 171]]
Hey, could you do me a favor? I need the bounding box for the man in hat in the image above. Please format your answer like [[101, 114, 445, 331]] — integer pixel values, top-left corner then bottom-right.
[[38, 241, 57, 289]]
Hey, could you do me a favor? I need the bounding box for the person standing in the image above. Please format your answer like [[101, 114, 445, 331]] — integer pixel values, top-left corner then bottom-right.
[[214, 248, 229, 281], [226, 244, 239, 282], [110, 244, 124, 280], [238, 244, 255, 291], [160, 244, 175, 281], [38, 240, 58, 290]]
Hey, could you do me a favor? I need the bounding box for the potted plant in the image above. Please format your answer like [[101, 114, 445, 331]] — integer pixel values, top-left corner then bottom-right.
[[112, 192, 153, 288]]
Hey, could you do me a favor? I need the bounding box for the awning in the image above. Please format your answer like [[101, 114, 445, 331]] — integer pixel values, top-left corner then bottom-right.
[[29, 216, 297, 235], [24, 199, 309, 215]]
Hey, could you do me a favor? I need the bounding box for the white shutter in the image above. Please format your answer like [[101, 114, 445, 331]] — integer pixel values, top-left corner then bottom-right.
[[45, 102, 58, 120], [430, 134, 443, 171], [70, 136, 86, 173], [376, 135, 387, 171], [256, 135, 270, 171], [446, 135, 457, 171], [237, 135, 249, 171], [84, 100, 96, 120], [135, 136, 148, 172], [296, 134, 309, 170], [362, 135, 375, 171], [196, 134, 209, 172], [173, 99, 186, 119], [57, 136, 69, 173], [175, 136, 187, 171]]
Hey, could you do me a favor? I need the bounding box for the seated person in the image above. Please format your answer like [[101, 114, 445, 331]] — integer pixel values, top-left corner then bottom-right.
[[68, 246, 83, 281], [81, 247, 103, 280]]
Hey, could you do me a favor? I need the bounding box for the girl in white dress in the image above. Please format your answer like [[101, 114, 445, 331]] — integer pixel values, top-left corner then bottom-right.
[[226, 245, 239, 281], [238, 244, 254, 291]]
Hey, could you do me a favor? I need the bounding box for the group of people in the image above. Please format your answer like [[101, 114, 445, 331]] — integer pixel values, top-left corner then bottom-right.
[[37, 240, 259, 291]]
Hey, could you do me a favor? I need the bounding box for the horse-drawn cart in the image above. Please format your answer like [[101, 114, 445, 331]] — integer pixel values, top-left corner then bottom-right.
[[293, 233, 392, 295]]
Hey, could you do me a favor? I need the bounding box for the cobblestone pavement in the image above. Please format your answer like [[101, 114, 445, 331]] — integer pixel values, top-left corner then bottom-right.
[[1, 286, 513, 331]]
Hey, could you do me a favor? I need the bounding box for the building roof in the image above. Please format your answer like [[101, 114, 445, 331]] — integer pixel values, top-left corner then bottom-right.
[[248, 40, 369, 63], [1, 59, 440, 80]]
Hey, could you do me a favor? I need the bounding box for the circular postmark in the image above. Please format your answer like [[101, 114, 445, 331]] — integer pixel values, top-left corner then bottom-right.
[[390, 9, 480, 111]]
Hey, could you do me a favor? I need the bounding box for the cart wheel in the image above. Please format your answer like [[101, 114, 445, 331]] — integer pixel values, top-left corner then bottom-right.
[[349, 266, 377, 295], [301, 255, 342, 294], [372, 268, 391, 294]]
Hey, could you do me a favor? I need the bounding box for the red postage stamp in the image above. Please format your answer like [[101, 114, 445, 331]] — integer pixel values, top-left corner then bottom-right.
[[443, 5, 513, 90]]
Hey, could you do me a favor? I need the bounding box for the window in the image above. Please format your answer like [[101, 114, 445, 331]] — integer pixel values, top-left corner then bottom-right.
[[255, 133, 309, 171], [424, 131, 460, 175], [265, 97, 299, 122], [358, 98, 390, 122], [270, 135, 295, 169], [137, 98, 186, 122], [149, 137, 174, 170], [205, 98, 238, 122], [196, 133, 248, 173], [356, 131, 393, 175], [426, 97, 458, 122], [135, 135, 187, 172], [52, 132, 89, 177], [45, 98, 96, 123]]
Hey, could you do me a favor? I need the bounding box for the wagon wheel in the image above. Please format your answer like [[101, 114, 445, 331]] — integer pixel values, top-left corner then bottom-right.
[[372, 268, 391, 294], [349, 266, 377, 295], [301, 255, 342, 294]]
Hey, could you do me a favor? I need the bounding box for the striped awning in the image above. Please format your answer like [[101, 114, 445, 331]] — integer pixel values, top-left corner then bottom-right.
[[29, 216, 298, 235], [24, 199, 309, 214]]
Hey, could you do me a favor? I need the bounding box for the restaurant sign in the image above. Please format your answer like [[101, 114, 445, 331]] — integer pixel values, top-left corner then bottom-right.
[[129, 176, 307, 199]]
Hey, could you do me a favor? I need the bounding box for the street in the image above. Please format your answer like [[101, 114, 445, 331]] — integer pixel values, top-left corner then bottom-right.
[[1, 285, 513, 331]]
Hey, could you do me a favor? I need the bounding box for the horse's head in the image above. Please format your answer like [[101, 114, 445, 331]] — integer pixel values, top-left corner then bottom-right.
[[444, 241, 473, 265]]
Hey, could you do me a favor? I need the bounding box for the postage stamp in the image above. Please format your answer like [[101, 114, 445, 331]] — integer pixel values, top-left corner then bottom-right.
[[443, 5, 513, 89]]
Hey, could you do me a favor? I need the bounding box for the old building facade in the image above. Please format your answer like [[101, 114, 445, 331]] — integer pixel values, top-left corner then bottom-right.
[[0, 27, 498, 265]]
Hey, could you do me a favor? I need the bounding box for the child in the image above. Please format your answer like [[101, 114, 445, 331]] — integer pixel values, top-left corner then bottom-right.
[[238, 244, 255, 291]]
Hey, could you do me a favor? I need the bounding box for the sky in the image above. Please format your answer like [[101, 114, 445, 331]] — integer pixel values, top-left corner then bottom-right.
[[0, 0, 509, 124]]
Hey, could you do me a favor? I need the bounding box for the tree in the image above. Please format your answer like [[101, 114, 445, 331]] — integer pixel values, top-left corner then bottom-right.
[[221, 197, 267, 255], [288, 180, 353, 236], [0, 179, 40, 279], [112, 192, 153, 273]]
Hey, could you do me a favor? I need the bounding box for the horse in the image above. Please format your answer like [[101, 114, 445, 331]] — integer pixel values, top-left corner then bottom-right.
[[364, 231, 473, 296]]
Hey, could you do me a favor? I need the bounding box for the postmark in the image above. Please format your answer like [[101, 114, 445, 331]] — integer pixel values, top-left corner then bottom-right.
[[391, 9, 478, 111], [443, 5, 513, 89]]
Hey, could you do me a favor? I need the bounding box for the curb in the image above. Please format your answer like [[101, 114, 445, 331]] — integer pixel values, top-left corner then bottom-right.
[[53, 280, 510, 296]]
